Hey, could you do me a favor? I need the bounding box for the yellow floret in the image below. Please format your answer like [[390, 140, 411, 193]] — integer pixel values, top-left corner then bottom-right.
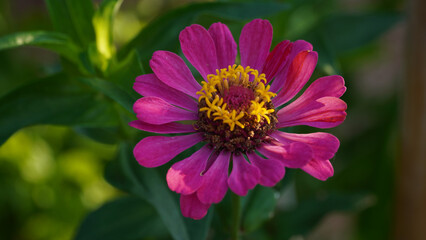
[[197, 64, 276, 131]]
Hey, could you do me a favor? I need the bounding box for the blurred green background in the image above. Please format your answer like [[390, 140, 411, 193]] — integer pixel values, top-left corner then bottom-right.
[[0, 0, 406, 239]]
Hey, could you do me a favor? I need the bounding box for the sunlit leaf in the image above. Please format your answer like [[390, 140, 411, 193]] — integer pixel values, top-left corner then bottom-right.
[[92, 0, 123, 71], [0, 31, 81, 63]]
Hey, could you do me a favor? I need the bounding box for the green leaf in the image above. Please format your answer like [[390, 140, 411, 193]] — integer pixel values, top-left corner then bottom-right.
[[274, 193, 368, 239], [107, 50, 144, 101], [44, 0, 95, 47], [119, 1, 290, 60], [185, 210, 214, 240], [242, 187, 277, 232], [105, 143, 191, 240], [75, 196, 167, 240], [92, 0, 123, 71], [73, 126, 121, 145], [302, 12, 401, 73], [78, 77, 135, 113], [0, 73, 119, 146], [319, 12, 401, 54], [0, 31, 81, 63]]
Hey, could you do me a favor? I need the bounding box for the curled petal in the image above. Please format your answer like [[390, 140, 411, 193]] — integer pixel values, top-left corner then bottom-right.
[[277, 97, 347, 129], [258, 141, 312, 168], [167, 146, 212, 195], [270, 40, 313, 92], [197, 151, 231, 204], [180, 24, 218, 78], [247, 152, 285, 187], [289, 40, 313, 59], [302, 159, 334, 181], [263, 40, 292, 81], [272, 50, 318, 106], [150, 51, 201, 98], [133, 97, 197, 125], [297, 75, 346, 99], [271, 131, 340, 161], [228, 154, 260, 196], [239, 19, 273, 71], [129, 120, 195, 134], [134, 74, 197, 111], [208, 22, 237, 69], [180, 193, 211, 220], [134, 133, 203, 168]]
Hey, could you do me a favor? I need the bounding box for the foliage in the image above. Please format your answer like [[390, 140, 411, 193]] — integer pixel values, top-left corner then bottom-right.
[[0, 0, 402, 239]]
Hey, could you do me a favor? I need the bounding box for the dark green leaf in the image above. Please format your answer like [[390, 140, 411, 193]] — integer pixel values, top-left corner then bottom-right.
[[119, 2, 290, 60], [185, 210, 214, 240], [105, 143, 191, 240], [302, 12, 401, 72], [319, 12, 401, 54], [44, 0, 95, 47], [0, 31, 81, 63], [0, 73, 118, 146], [242, 187, 277, 232], [73, 126, 121, 144], [75, 196, 167, 240], [65, 0, 96, 46], [274, 193, 368, 239], [78, 77, 135, 113], [107, 50, 144, 101]]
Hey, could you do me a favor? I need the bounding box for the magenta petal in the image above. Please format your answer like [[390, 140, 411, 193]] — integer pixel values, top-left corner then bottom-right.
[[289, 40, 313, 59], [263, 40, 291, 81], [129, 120, 195, 134], [272, 50, 318, 107], [134, 133, 203, 168], [197, 151, 231, 204], [258, 141, 312, 168], [134, 74, 197, 111], [272, 131, 339, 161], [167, 146, 212, 195], [276, 74, 347, 128], [150, 51, 201, 98], [247, 152, 285, 187], [208, 22, 237, 69], [239, 19, 273, 71], [277, 96, 347, 129], [228, 154, 260, 196], [298, 75, 346, 99], [270, 40, 313, 92], [180, 193, 211, 220], [180, 24, 218, 79], [301, 159, 334, 181], [133, 97, 197, 125]]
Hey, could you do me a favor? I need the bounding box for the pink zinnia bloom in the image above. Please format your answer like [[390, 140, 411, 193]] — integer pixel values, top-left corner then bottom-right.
[[131, 19, 347, 220]]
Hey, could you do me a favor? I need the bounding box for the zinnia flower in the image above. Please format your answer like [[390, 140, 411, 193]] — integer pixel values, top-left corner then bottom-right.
[[130, 19, 347, 220]]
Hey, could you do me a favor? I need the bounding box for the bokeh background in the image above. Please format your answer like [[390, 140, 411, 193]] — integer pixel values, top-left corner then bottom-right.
[[0, 0, 423, 240]]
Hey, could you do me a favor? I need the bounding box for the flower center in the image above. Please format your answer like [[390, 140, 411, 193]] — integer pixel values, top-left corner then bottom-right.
[[223, 85, 254, 110], [195, 65, 278, 153]]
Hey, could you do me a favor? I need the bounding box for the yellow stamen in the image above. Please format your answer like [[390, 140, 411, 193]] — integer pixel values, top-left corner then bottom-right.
[[197, 64, 276, 131]]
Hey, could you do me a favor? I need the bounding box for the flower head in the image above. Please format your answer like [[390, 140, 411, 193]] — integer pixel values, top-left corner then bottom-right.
[[130, 19, 347, 219]]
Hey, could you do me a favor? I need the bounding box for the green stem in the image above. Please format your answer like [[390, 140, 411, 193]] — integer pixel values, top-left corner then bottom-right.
[[231, 193, 241, 240]]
